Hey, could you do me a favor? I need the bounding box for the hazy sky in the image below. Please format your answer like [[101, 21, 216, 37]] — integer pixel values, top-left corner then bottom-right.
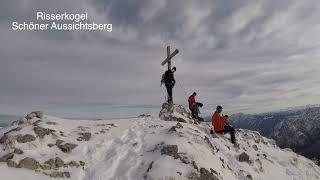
[[1, 0, 320, 118]]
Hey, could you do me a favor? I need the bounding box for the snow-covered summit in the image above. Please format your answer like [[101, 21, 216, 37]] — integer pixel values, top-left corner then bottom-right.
[[0, 108, 319, 180]]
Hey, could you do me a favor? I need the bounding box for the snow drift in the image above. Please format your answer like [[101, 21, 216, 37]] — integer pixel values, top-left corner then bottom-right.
[[0, 106, 319, 180]]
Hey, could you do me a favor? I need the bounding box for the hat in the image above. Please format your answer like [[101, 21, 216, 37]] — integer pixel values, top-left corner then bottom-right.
[[216, 105, 223, 110]]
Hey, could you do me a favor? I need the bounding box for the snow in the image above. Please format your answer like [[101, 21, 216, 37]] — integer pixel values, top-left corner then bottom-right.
[[0, 110, 319, 180], [0, 164, 52, 180]]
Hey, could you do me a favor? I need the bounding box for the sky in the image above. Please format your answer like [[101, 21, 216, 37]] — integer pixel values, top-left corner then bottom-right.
[[1, 0, 320, 118]]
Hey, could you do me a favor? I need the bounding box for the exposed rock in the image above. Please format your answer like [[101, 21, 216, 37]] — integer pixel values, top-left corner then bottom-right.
[[169, 126, 178, 132], [161, 145, 179, 159], [149, 125, 164, 128], [100, 130, 106, 134], [67, 161, 80, 167], [188, 171, 199, 180], [33, 111, 44, 119], [0, 127, 22, 143], [34, 126, 55, 138], [7, 159, 18, 168], [191, 161, 199, 171], [77, 126, 88, 131], [13, 118, 26, 125], [44, 157, 65, 169], [252, 145, 258, 151], [16, 134, 36, 143], [64, 172, 71, 178], [149, 142, 165, 154], [0, 153, 14, 162], [239, 152, 250, 163], [163, 115, 187, 123], [77, 132, 91, 141], [33, 120, 42, 126], [79, 161, 85, 170], [46, 121, 58, 125], [13, 148, 24, 154], [210, 169, 220, 176], [49, 171, 65, 178], [58, 143, 78, 153], [0, 135, 8, 144], [25, 113, 35, 120], [159, 103, 200, 124], [234, 143, 240, 149], [25, 111, 44, 120], [176, 123, 183, 129], [143, 161, 154, 179], [262, 154, 267, 158], [59, 131, 66, 137], [55, 157, 65, 168], [0, 136, 16, 150], [4, 127, 22, 135], [79, 161, 85, 166], [44, 158, 55, 168], [19, 157, 40, 170], [48, 143, 55, 147], [138, 114, 151, 118], [97, 123, 117, 127], [169, 122, 184, 132], [255, 159, 264, 172], [40, 164, 51, 170], [199, 168, 220, 180], [160, 144, 190, 164], [204, 136, 216, 155], [56, 139, 64, 145]]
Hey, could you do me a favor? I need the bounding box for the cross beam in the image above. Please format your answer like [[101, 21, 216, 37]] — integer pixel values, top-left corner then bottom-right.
[[161, 46, 179, 69]]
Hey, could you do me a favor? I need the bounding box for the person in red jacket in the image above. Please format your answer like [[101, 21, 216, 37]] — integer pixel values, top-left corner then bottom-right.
[[188, 92, 197, 116], [212, 105, 236, 144]]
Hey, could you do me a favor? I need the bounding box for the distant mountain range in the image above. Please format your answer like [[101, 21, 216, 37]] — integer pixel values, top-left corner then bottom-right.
[[228, 105, 320, 165], [0, 115, 20, 127]]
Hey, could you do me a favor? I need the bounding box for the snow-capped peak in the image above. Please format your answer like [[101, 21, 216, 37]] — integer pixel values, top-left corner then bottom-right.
[[0, 108, 319, 180]]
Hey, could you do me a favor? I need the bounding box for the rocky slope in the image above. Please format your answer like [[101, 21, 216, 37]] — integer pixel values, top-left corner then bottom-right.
[[229, 106, 320, 165], [0, 107, 319, 180]]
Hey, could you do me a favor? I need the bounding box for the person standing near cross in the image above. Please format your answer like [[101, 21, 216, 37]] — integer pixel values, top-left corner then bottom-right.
[[161, 46, 179, 104], [161, 66, 176, 104]]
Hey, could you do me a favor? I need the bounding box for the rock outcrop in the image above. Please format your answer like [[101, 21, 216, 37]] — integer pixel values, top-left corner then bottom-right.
[[34, 126, 55, 138], [159, 102, 198, 124], [16, 134, 36, 143], [58, 143, 78, 153], [19, 157, 40, 170]]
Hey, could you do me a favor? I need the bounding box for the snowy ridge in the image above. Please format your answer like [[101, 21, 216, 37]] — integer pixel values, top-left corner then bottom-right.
[[0, 109, 319, 180]]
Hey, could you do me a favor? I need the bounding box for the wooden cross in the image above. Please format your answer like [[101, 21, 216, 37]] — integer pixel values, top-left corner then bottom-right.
[[161, 46, 179, 70], [161, 46, 179, 104]]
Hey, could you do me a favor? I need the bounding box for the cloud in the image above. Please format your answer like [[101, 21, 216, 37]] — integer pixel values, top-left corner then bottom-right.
[[1, 0, 320, 117]]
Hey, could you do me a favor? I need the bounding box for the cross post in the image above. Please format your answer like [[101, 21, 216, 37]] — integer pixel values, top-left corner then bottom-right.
[[161, 46, 179, 104]]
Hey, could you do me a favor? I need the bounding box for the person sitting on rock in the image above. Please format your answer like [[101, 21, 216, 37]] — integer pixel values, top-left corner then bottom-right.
[[212, 105, 236, 144], [193, 102, 204, 121]]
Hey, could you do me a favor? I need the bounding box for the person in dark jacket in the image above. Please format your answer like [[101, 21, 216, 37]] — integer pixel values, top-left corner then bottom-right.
[[193, 102, 204, 121], [161, 67, 176, 103], [188, 92, 203, 121]]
